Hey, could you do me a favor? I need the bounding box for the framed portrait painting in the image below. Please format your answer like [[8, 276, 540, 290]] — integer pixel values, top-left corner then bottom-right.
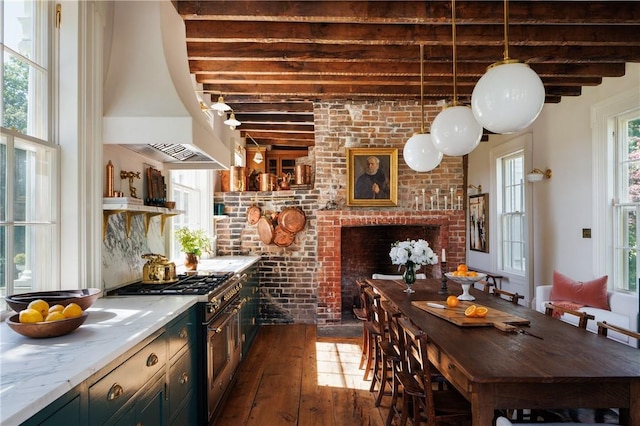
[[347, 148, 398, 206], [469, 193, 488, 252]]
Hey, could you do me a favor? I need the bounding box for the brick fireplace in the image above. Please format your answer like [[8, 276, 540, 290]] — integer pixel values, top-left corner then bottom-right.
[[316, 210, 466, 325]]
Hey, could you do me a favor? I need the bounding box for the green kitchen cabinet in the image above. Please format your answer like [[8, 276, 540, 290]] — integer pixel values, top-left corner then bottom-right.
[[20, 390, 81, 426]]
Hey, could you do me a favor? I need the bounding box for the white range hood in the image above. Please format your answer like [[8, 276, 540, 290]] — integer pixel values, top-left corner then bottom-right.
[[103, 0, 230, 168]]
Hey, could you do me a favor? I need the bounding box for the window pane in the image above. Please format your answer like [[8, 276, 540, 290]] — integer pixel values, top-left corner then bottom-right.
[[14, 136, 54, 221], [3, 0, 34, 59]]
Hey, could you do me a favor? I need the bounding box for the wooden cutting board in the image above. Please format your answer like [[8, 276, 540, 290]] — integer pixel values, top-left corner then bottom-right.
[[412, 300, 530, 328]]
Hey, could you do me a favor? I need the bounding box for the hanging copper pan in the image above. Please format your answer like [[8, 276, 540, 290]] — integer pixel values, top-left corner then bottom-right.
[[273, 225, 295, 247], [246, 204, 262, 225], [278, 206, 306, 233], [256, 215, 275, 245]]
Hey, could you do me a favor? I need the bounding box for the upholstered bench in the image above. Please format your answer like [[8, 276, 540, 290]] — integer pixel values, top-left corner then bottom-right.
[[535, 282, 638, 347]]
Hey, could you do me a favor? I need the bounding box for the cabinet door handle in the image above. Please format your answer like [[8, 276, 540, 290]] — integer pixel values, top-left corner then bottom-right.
[[107, 383, 124, 401], [179, 327, 188, 339], [180, 372, 189, 384], [146, 353, 159, 367]]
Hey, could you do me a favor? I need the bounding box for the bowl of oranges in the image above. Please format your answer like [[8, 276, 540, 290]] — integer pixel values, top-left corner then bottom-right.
[[6, 298, 89, 338], [444, 264, 487, 283]]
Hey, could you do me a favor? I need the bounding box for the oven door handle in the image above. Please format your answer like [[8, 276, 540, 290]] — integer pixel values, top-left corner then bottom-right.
[[207, 297, 247, 334]]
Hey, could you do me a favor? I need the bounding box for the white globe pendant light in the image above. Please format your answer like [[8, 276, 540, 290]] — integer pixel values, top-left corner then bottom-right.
[[403, 44, 442, 172], [432, 105, 482, 156], [404, 133, 443, 172], [471, 0, 545, 134], [431, 0, 482, 157]]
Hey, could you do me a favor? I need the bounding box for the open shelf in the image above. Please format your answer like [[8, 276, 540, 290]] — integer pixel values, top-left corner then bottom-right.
[[103, 203, 183, 239]]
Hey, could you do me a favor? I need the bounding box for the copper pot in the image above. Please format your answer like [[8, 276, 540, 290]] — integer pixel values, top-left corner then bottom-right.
[[141, 254, 177, 284], [294, 165, 311, 185], [258, 173, 277, 191]]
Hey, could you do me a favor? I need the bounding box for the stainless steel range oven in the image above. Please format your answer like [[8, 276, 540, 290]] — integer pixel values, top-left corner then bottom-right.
[[109, 271, 248, 425]]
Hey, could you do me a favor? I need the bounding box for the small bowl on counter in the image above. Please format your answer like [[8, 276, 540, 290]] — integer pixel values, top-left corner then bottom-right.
[[6, 312, 89, 338], [4, 288, 101, 313]]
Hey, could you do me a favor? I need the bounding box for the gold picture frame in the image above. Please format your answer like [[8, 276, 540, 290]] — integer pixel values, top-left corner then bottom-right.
[[347, 148, 398, 206], [469, 193, 489, 252]]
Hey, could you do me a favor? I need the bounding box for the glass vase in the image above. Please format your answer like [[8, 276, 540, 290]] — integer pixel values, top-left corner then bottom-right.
[[403, 262, 417, 293]]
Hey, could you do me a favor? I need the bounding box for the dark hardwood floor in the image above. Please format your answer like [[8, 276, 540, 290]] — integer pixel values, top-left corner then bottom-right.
[[215, 324, 387, 425]]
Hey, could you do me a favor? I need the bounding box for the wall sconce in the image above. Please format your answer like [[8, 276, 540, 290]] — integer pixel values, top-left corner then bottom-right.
[[468, 184, 482, 194], [526, 168, 552, 182], [224, 111, 241, 130], [211, 95, 231, 116], [246, 133, 263, 164]]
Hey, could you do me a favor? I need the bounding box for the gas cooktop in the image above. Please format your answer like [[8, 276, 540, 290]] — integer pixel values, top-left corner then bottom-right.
[[111, 272, 235, 296]]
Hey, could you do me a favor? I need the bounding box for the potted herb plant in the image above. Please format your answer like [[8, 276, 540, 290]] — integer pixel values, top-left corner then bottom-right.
[[174, 227, 210, 270], [13, 253, 26, 271]]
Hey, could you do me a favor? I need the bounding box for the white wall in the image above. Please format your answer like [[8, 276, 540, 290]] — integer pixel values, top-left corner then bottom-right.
[[469, 63, 640, 289]]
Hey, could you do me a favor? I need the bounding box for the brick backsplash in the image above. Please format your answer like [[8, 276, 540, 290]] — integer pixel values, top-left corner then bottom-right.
[[216, 100, 466, 325]]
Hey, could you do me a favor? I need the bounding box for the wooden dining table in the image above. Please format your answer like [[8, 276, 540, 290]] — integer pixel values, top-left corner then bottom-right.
[[365, 278, 640, 426]]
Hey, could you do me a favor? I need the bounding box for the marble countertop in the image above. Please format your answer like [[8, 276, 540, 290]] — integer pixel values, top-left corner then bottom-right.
[[0, 255, 260, 426]]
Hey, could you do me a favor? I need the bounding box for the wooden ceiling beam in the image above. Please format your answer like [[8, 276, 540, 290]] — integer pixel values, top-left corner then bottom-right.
[[176, 1, 640, 25], [187, 42, 640, 64], [185, 21, 640, 46]]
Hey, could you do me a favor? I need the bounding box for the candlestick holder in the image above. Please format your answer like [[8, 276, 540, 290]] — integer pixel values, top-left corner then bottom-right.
[[439, 261, 449, 295]]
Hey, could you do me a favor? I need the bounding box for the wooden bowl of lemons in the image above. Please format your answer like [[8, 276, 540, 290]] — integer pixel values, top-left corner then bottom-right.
[[6, 312, 88, 338], [5, 288, 101, 313]]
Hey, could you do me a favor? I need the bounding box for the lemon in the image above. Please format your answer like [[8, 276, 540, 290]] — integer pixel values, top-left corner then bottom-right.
[[45, 312, 66, 322], [49, 304, 65, 313], [19, 308, 44, 323], [62, 302, 83, 318], [27, 299, 50, 318]]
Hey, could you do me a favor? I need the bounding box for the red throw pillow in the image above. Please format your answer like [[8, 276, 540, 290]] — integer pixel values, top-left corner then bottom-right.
[[549, 270, 610, 310]]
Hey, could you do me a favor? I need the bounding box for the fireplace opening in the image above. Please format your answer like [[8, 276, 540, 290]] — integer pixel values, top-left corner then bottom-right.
[[340, 225, 440, 321]]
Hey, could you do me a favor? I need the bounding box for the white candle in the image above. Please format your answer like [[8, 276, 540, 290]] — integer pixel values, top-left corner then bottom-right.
[[415, 196, 419, 211], [430, 196, 434, 210], [441, 249, 446, 262], [450, 187, 455, 200], [435, 188, 439, 197], [444, 195, 448, 210], [457, 195, 462, 210], [422, 188, 425, 211]]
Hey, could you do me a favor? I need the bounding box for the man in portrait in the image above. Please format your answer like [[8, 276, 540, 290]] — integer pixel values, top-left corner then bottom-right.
[[355, 156, 390, 199]]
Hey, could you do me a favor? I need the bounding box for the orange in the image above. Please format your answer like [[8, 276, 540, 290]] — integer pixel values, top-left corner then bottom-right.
[[446, 295, 459, 308], [19, 308, 44, 323], [27, 299, 50, 318], [49, 304, 65, 313], [45, 312, 66, 322], [464, 305, 477, 317], [466, 271, 478, 277], [457, 264, 468, 273], [475, 306, 488, 318], [62, 303, 83, 318]]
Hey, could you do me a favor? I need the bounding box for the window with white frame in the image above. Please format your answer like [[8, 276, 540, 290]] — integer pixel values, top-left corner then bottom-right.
[[497, 151, 526, 274], [1, 0, 56, 300], [613, 110, 640, 293], [168, 169, 214, 263]]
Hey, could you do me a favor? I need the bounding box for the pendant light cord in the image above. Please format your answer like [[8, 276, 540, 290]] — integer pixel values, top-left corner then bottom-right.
[[419, 44, 425, 133], [503, 0, 510, 61], [451, 0, 458, 106]]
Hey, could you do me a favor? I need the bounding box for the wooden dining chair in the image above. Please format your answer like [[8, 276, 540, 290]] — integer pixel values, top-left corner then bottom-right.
[[376, 300, 402, 408], [353, 280, 372, 371], [365, 287, 386, 387], [395, 317, 471, 426], [597, 321, 640, 342], [492, 288, 524, 305], [544, 302, 595, 329]]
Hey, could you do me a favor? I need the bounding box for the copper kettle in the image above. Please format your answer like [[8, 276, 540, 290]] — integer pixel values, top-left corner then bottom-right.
[[141, 253, 177, 284]]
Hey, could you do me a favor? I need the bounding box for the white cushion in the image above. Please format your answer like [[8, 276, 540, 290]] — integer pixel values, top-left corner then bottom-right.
[[535, 284, 638, 346], [496, 417, 597, 426]]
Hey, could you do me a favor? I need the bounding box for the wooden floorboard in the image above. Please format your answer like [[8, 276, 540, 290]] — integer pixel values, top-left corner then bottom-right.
[[215, 324, 389, 426]]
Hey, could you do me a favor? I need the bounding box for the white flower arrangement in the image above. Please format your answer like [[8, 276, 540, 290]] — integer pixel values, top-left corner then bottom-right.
[[389, 239, 438, 267]]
